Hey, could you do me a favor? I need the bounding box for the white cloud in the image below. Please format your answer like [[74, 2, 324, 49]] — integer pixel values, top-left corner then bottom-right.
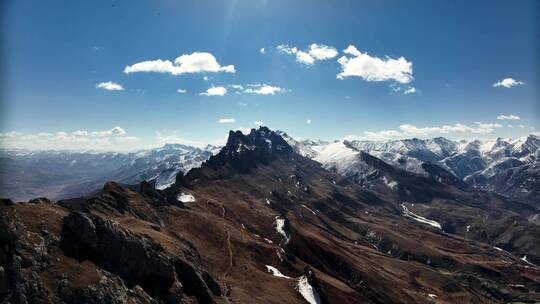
[[254, 121, 263, 126], [403, 87, 417, 94], [200, 86, 227, 96], [0, 127, 139, 150], [243, 84, 289, 95], [155, 132, 203, 147], [352, 130, 402, 141], [493, 78, 524, 88], [345, 122, 505, 141], [296, 50, 315, 65], [497, 114, 520, 120], [96, 81, 124, 91], [91, 126, 126, 137], [475, 122, 504, 131], [399, 122, 502, 136], [276, 43, 338, 65], [337, 45, 413, 84], [227, 83, 289, 95], [124, 52, 235, 75], [203, 76, 209, 81], [276, 44, 297, 55], [308, 44, 339, 60], [229, 84, 244, 90], [115, 136, 141, 143], [177, 89, 187, 93], [218, 118, 235, 124], [306, 119, 312, 124], [260, 48, 266, 54]]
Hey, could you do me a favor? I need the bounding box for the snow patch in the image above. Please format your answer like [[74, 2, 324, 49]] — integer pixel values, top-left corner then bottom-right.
[[297, 276, 321, 304], [177, 193, 196, 203], [401, 203, 441, 229], [265, 265, 292, 279], [382, 176, 398, 190], [520, 254, 535, 266], [275, 216, 290, 243]]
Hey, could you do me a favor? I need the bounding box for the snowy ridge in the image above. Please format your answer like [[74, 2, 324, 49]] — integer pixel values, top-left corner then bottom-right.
[[278, 132, 539, 202]]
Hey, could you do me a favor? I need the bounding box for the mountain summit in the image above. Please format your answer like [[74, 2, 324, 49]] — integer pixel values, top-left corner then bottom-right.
[[205, 126, 293, 173]]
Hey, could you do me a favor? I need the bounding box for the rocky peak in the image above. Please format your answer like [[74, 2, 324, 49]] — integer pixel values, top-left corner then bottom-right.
[[522, 134, 540, 152], [205, 126, 293, 173], [222, 127, 292, 155]]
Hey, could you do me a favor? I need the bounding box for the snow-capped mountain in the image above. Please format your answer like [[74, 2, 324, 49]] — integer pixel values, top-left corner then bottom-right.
[[0, 143, 219, 201], [279, 131, 540, 204], [2, 131, 539, 204]]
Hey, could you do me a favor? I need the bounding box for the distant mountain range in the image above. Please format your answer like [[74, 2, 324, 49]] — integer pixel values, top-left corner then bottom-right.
[[278, 132, 540, 205], [0, 144, 220, 201], [2, 126, 539, 303], [2, 132, 538, 205]]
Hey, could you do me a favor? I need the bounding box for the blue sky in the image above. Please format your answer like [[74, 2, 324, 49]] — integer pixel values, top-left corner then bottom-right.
[[2, 0, 539, 150]]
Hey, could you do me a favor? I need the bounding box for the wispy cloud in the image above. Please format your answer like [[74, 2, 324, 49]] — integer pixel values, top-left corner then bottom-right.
[[276, 43, 338, 65], [0, 127, 139, 150], [218, 118, 235, 123], [403, 87, 417, 94], [306, 119, 312, 124], [91, 126, 126, 137], [124, 52, 235, 75], [497, 114, 520, 120], [177, 88, 187, 93], [243, 84, 289, 95], [337, 45, 413, 84], [155, 131, 202, 147], [96, 81, 124, 91], [347, 129, 402, 141], [254, 121, 264, 126], [493, 78, 524, 88], [227, 83, 289, 95], [200, 86, 227, 96]]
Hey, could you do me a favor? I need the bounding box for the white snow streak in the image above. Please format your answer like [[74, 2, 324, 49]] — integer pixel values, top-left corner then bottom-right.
[[275, 216, 290, 243], [401, 203, 441, 229], [297, 276, 321, 304], [265, 265, 292, 279], [301, 204, 317, 215]]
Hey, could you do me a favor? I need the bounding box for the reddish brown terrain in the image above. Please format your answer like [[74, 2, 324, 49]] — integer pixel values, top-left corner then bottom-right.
[[1, 127, 539, 303]]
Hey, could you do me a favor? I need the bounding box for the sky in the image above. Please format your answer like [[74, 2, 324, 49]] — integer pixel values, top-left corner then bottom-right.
[[1, 0, 539, 150]]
